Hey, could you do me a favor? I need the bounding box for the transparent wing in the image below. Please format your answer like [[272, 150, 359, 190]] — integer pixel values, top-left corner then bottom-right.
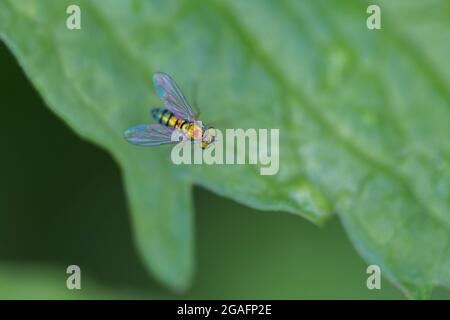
[[124, 124, 177, 146], [153, 72, 197, 121]]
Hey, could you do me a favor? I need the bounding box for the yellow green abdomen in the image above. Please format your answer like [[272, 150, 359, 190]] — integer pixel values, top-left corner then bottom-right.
[[151, 108, 187, 130]]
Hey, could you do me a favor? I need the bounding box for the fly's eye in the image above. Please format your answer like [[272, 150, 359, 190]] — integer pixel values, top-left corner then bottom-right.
[[203, 127, 216, 144]]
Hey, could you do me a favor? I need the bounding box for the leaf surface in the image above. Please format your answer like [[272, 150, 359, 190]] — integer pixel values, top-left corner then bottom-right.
[[0, 0, 448, 297]]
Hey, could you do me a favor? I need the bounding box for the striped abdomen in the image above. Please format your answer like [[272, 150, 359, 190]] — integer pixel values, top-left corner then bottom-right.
[[151, 108, 188, 130]]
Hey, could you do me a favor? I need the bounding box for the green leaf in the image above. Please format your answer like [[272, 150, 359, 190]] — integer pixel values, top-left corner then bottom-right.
[[0, 0, 448, 298]]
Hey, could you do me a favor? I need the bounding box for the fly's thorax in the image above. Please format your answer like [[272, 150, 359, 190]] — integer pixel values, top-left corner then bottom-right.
[[183, 122, 204, 141], [182, 122, 217, 148]]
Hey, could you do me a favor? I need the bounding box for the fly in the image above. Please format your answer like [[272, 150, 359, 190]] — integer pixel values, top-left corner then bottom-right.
[[124, 72, 216, 149]]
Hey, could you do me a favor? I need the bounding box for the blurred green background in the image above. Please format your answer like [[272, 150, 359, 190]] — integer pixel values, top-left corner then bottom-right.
[[0, 42, 448, 299]]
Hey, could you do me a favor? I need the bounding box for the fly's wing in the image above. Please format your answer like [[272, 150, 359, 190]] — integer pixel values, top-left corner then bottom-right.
[[153, 72, 197, 121], [124, 124, 180, 146]]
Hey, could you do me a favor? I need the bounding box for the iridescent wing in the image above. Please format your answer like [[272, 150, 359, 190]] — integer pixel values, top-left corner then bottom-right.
[[153, 72, 197, 121], [124, 124, 179, 146]]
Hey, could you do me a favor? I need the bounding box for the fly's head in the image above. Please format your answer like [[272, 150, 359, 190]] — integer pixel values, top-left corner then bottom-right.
[[201, 126, 216, 149]]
